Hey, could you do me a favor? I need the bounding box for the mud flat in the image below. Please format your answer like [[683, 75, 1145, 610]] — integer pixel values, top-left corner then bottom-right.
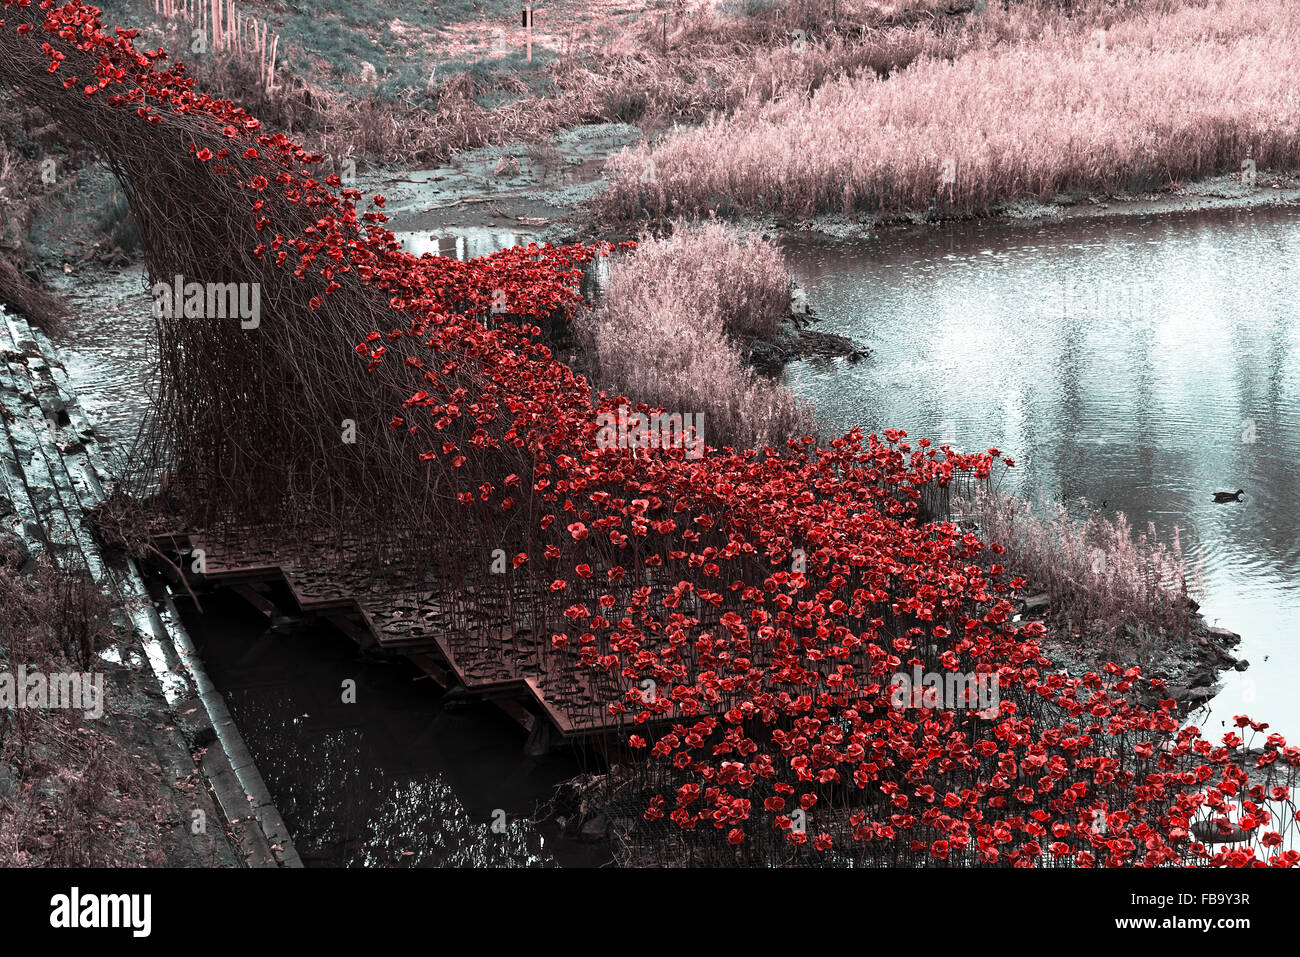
[[772, 169, 1300, 244]]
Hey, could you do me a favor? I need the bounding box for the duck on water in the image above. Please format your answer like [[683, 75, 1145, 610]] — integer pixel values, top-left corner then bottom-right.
[[1213, 489, 1245, 503]]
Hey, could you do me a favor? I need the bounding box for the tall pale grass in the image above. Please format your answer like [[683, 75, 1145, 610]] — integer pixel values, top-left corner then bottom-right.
[[377, 0, 972, 162], [968, 491, 1198, 642], [579, 223, 813, 450], [614, 221, 792, 338], [600, 0, 1300, 220], [584, 6, 968, 127]]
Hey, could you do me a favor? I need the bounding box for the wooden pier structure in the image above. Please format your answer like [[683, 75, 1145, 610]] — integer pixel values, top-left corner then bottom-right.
[[145, 525, 628, 748]]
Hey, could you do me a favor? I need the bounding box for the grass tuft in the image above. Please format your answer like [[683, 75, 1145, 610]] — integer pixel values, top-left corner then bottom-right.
[[579, 222, 813, 450]]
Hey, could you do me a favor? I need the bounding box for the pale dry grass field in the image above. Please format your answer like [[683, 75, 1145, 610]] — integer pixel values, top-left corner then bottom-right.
[[599, 0, 1300, 220], [345, 0, 975, 159]]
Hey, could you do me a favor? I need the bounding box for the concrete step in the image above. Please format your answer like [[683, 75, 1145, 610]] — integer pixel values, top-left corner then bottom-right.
[[0, 304, 301, 868]]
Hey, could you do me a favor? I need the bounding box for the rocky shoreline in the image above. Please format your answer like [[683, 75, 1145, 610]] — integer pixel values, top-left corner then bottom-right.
[[1012, 590, 1247, 719], [741, 307, 868, 376]]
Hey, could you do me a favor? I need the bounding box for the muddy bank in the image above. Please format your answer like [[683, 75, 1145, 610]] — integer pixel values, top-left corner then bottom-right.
[[1013, 590, 1247, 719], [742, 311, 867, 375], [762, 168, 1300, 245], [371, 122, 645, 248]]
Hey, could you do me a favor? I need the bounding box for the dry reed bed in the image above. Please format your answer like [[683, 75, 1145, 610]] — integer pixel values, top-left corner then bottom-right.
[[965, 491, 1196, 641], [577, 223, 813, 449], [598, 0, 1300, 220]]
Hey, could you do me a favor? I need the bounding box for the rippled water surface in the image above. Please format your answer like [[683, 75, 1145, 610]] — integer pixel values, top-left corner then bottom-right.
[[783, 206, 1300, 737]]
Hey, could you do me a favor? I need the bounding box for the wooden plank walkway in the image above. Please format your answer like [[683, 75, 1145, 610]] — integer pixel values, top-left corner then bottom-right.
[[146, 524, 629, 742]]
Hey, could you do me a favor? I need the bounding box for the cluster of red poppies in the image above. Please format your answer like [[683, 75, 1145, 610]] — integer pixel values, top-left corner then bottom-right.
[[14, 0, 1298, 866]]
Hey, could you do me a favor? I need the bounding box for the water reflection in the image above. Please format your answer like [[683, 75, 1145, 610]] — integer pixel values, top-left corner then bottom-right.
[[182, 592, 600, 867], [783, 206, 1300, 736], [397, 229, 537, 261]]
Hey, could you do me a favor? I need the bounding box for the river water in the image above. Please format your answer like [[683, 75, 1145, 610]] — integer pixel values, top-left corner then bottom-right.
[[781, 205, 1300, 739], [181, 592, 599, 867]]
